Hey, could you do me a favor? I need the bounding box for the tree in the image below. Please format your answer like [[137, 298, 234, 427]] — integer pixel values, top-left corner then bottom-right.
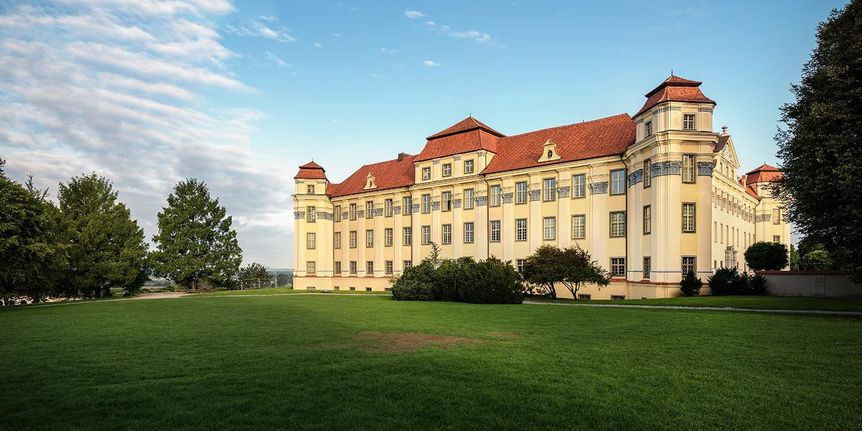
[[744, 242, 789, 271], [58, 174, 148, 298], [679, 271, 703, 296], [238, 262, 270, 289], [276, 273, 291, 287], [801, 250, 833, 271], [151, 179, 242, 290], [522, 245, 610, 300], [774, 1, 862, 280], [521, 245, 565, 299]]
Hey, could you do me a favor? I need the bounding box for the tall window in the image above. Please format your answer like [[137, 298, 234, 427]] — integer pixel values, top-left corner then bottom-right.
[[422, 167, 431, 181], [306, 232, 316, 249], [610, 211, 626, 237], [610, 169, 626, 195], [385, 260, 394, 275], [404, 260, 413, 270], [773, 208, 781, 224], [365, 201, 374, 219], [384, 228, 393, 247], [334, 261, 342, 275], [682, 154, 696, 183], [442, 163, 452, 177], [421, 225, 431, 245], [349, 203, 357, 220], [572, 174, 586, 198], [464, 222, 474, 243], [643, 205, 651, 235], [645, 121, 653, 136], [403, 196, 413, 215], [441, 191, 452, 212], [515, 181, 528, 204], [366, 261, 374, 276], [643, 159, 652, 188], [306, 206, 316, 223], [334, 205, 341, 222], [307, 184, 315, 194], [441, 224, 452, 245], [464, 159, 474, 174], [610, 257, 626, 277], [384, 199, 393, 217], [490, 185, 502, 207], [683, 113, 696, 130], [572, 215, 586, 239], [516, 218, 528, 241], [682, 256, 696, 274], [307, 261, 316, 274], [463, 188, 474, 209], [773, 235, 781, 243], [490, 220, 501, 242], [334, 232, 341, 249], [516, 259, 526, 273], [682, 203, 696, 233], [543, 217, 556, 240], [349, 231, 357, 248], [403, 227, 412, 246], [365, 229, 374, 247], [421, 194, 431, 214], [643, 257, 651, 279], [543, 178, 556, 201], [349, 261, 357, 275]]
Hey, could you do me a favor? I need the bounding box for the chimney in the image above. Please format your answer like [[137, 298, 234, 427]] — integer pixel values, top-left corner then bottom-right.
[[397, 152, 408, 161], [721, 125, 728, 135]]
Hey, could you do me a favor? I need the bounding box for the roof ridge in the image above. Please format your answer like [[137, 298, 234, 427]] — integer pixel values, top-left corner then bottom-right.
[[502, 113, 631, 139]]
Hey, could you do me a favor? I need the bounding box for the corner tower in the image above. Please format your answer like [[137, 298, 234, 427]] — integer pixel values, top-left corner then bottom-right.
[[293, 161, 334, 288]]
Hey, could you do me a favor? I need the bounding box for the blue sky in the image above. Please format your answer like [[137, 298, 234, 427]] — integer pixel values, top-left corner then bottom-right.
[[0, 0, 846, 267]]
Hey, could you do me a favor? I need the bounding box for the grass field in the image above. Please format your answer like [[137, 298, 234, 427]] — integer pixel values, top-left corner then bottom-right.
[[2, 295, 861, 430], [534, 295, 862, 312]]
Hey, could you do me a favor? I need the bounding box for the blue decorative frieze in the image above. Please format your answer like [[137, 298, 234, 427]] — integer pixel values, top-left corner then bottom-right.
[[756, 214, 772, 223], [393, 206, 401, 215], [431, 201, 440, 211], [476, 196, 488, 206], [590, 181, 608, 194], [698, 107, 713, 113], [357, 210, 365, 218], [697, 162, 714, 176], [529, 190, 541, 201], [652, 161, 681, 177], [318, 212, 333, 221], [503, 193, 513, 204], [453, 199, 461, 209], [411, 204, 420, 213], [294, 211, 305, 220], [557, 186, 570, 198], [341, 211, 349, 220], [628, 169, 644, 188], [374, 208, 384, 217]]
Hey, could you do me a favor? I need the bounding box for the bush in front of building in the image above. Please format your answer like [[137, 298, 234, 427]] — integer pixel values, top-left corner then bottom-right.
[[744, 242, 789, 271], [708, 268, 768, 295], [801, 249, 833, 271], [679, 271, 703, 296]]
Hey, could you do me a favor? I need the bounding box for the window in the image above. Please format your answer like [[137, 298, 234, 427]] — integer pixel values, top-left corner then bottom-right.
[[403, 196, 413, 215], [773, 235, 781, 243], [307, 261, 316, 274], [307, 184, 315, 194], [543, 217, 556, 240], [441, 191, 452, 212], [682, 203, 696, 233], [334, 261, 342, 275], [643, 257, 651, 279], [643, 159, 652, 188], [682, 256, 696, 274], [334, 205, 341, 222], [334, 232, 341, 249], [714, 222, 717, 243], [349, 203, 357, 220], [682, 154, 696, 183], [366, 261, 374, 275], [516, 259, 526, 273], [610, 211, 626, 238], [610, 257, 625, 277], [572, 215, 586, 239], [464, 159, 474, 174], [306, 206, 316, 223], [366, 201, 374, 219], [578, 294, 592, 300], [490, 185, 502, 207], [543, 178, 556, 201], [306, 232, 316, 249], [645, 120, 653, 136], [403, 227, 412, 246], [366, 287, 372, 292], [366, 229, 374, 247], [349, 231, 357, 248], [611, 295, 625, 301], [404, 260, 413, 270], [572, 174, 586, 198], [683, 113, 696, 130], [422, 166, 431, 181], [463, 188, 474, 209], [441, 224, 452, 245], [773, 208, 781, 224], [421, 194, 431, 214], [350, 261, 357, 275], [421, 225, 431, 245], [643, 205, 651, 235], [384, 228, 393, 247], [516, 218, 528, 241], [490, 220, 501, 242], [385, 260, 393, 275], [610, 169, 626, 195], [384, 199, 393, 217], [462, 222, 475, 243], [442, 163, 452, 177], [515, 181, 528, 204]]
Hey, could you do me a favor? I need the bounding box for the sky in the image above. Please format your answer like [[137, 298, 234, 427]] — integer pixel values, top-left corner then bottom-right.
[[0, 0, 846, 268]]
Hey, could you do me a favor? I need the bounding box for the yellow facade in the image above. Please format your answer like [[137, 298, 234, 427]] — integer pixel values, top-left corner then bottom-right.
[[292, 77, 790, 298]]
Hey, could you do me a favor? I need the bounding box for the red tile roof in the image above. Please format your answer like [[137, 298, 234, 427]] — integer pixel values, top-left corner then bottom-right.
[[744, 163, 782, 184], [714, 134, 729, 153], [294, 160, 327, 180], [635, 75, 715, 117], [328, 154, 417, 197], [482, 114, 636, 174], [426, 116, 504, 140], [414, 116, 503, 162], [745, 185, 761, 199]]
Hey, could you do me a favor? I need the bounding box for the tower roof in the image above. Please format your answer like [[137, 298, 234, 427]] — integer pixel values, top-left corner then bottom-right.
[[294, 160, 327, 180], [415, 116, 504, 162], [635, 75, 715, 117], [426, 116, 505, 140], [744, 163, 782, 185]]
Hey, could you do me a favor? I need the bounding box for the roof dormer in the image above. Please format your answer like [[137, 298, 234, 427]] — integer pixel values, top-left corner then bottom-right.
[[364, 173, 377, 190], [537, 139, 561, 163]]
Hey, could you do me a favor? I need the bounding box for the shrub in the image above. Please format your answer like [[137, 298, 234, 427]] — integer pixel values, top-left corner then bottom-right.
[[679, 271, 703, 296], [390, 255, 523, 304], [747, 274, 768, 295], [708, 268, 744, 296], [801, 249, 833, 271], [744, 242, 789, 271]]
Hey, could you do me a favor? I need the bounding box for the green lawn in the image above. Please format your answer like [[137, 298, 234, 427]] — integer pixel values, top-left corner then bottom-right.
[[533, 295, 862, 312], [2, 295, 861, 430], [193, 287, 389, 296]]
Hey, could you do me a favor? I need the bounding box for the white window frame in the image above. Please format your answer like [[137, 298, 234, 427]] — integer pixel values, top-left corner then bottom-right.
[[572, 214, 586, 240], [490, 220, 501, 242], [543, 216, 556, 240], [516, 218, 528, 241], [464, 222, 474, 244]]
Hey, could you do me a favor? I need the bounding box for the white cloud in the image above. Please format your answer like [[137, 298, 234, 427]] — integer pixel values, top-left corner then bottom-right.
[[405, 10, 425, 19], [226, 16, 296, 43], [409, 13, 501, 47], [314, 42, 323, 48], [423, 60, 439, 67], [380, 47, 397, 54], [0, 1, 297, 267], [266, 51, 289, 67]]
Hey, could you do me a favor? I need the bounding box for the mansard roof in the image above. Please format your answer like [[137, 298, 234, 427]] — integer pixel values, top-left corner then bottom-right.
[[327, 154, 416, 197], [415, 116, 504, 162], [744, 163, 782, 184], [426, 116, 504, 140], [294, 160, 327, 180], [635, 75, 716, 117]]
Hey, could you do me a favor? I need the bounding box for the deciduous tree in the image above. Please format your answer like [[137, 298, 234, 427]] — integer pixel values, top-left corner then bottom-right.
[[238, 262, 271, 289]]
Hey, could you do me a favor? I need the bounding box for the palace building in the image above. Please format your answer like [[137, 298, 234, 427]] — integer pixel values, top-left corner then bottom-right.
[[292, 76, 790, 299]]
